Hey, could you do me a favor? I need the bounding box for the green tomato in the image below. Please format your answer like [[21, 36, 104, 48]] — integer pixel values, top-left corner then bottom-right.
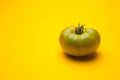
[[59, 24, 101, 57]]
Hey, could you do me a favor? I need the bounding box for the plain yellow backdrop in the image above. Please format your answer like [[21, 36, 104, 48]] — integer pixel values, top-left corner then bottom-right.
[[0, 0, 120, 80]]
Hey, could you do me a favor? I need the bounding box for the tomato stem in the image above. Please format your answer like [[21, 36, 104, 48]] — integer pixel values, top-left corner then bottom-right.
[[75, 23, 84, 34]]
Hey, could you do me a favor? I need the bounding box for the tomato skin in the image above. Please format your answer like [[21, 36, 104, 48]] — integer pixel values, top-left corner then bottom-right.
[[59, 26, 101, 56]]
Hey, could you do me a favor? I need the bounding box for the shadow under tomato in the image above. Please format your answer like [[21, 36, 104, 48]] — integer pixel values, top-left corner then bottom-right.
[[64, 52, 98, 62]]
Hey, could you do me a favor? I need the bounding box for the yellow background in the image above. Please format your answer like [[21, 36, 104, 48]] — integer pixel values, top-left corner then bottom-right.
[[0, 0, 120, 80]]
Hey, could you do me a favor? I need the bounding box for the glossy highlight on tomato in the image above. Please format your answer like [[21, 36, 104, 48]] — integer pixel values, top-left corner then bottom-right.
[[59, 24, 101, 57]]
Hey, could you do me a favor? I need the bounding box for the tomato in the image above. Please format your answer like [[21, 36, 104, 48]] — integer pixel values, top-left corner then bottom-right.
[[59, 24, 101, 56]]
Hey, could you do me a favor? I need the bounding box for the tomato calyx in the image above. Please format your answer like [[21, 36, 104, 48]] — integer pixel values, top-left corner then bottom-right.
[[75, 23, 85, 34]]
